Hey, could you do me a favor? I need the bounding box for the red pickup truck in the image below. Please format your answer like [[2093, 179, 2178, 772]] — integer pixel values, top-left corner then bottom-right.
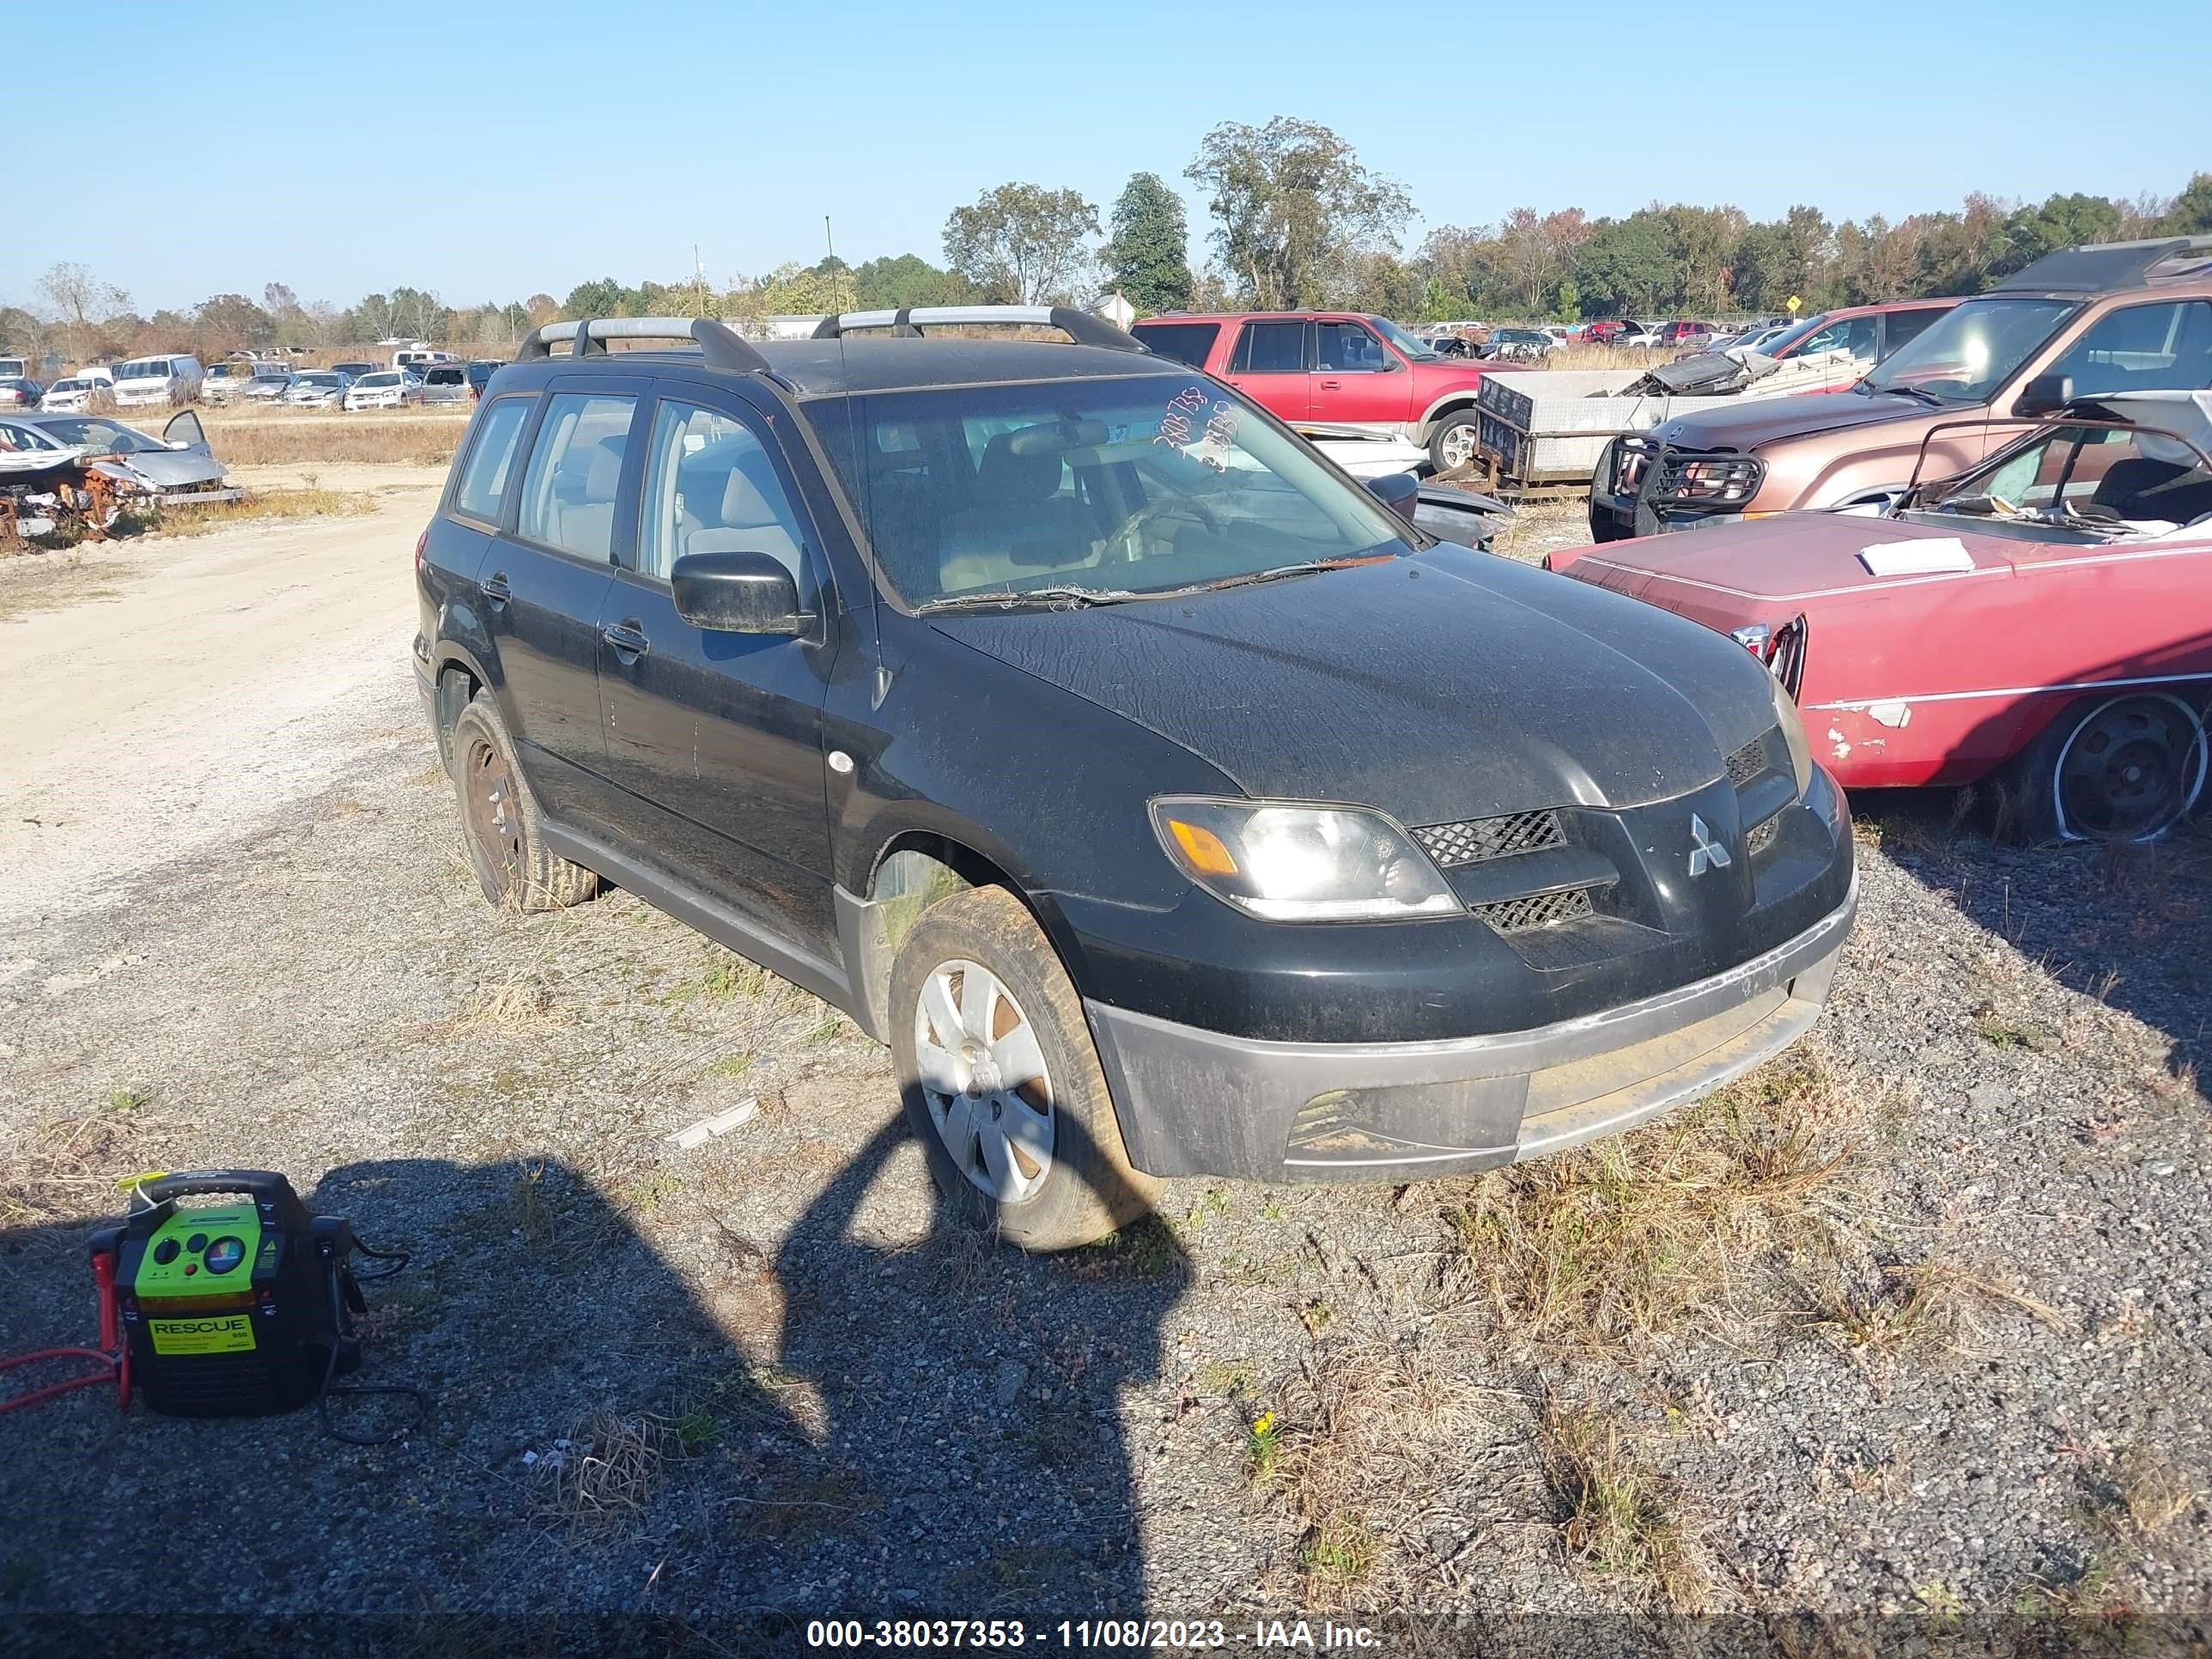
[[1129, 311, 1525, 472]]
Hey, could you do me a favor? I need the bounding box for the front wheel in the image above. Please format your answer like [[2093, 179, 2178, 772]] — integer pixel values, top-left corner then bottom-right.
[[890, 885, 1159, 1250], [2003, 691, 2209, 843], [1426, 409, 1483, 475]]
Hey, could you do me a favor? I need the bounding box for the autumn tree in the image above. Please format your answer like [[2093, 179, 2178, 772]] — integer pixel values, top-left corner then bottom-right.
[[1103, 173, 1193, 314], [37, 262, 131, 360], [943, 184, 1100, 304], [1185, 118, 1412, 308]]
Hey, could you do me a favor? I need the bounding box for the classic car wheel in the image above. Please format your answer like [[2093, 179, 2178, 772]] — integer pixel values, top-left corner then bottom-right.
[[2012, 692, 2209, 843]]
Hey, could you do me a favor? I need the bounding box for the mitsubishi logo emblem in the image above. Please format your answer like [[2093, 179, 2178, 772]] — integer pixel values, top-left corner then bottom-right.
[[1688, 813, 1732, 878]]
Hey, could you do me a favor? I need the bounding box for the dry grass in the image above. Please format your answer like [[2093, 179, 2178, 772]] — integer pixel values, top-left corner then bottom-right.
[[137, 489, 377, 538], [208, 419, 464, 467], [1437, 1056, 1865, 1354], [1540, 1401, 1715, 1610], [1797, 1259, 2064, 1366], [532, 1410, 672, 1530], [1535, 343, 1686, 373], [0, 1096, 173, 1241], [1251, 1340, 1494, 1607]]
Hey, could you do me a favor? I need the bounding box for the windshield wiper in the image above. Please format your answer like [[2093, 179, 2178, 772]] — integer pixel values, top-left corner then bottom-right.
[[1200, 557, 1382, 593], [1871, 382, 1945, 407], [915, 585, 1135, 614]]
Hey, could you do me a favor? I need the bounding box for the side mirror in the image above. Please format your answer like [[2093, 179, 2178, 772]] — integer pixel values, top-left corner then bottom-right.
[[672, 549, 812, 635], [2014, 372, 2074, 418], [1364, 471, 1420, 526]]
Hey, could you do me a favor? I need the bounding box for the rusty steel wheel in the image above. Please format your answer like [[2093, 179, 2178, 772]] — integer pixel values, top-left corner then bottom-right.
[[447, 693, 601, 912], [462, 729, 526, 887]]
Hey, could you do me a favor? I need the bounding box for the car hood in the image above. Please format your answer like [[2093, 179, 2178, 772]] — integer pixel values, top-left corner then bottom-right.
[[928, 545, 1778, 825], [1559, 511, 2010, 608], [96, 449, 227, 488], [1654, 388, 1932, 451]]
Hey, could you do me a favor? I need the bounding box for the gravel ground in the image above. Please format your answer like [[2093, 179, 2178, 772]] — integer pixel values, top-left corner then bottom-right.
[[3, 489, 2209, 1652]]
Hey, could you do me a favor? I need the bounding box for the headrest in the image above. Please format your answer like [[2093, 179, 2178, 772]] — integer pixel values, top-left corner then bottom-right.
[[720, 452, 785, 528]]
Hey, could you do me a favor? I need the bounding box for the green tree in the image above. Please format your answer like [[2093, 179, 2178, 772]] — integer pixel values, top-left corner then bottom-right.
[[850, 253, 974, 309], [1990, 191, 2125, 285], [2160, 173, 2212, 234], [561, 277, 629, 319], [1575, 213, 1674, 316], [1185, 117, 1413, 309], [942, 183, 1100, 304], [1103, 173, 1193, 314]]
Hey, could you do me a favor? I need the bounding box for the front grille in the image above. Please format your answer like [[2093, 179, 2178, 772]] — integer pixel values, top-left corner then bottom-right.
[[1474, 887, 1594, 935], [1411, 810, 1564, 868], [1726, 735, 1771, 787], [1747, 815, 1782, 858], [1653, 447, 1761, 507]]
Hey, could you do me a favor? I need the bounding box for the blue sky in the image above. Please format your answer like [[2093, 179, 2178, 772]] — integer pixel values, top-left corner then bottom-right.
[[9, 0, 2209, 315]]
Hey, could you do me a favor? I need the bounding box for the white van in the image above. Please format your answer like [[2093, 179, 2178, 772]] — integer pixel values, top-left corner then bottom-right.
[[392, 348, 459, 371], [112, 354, 205, 408]]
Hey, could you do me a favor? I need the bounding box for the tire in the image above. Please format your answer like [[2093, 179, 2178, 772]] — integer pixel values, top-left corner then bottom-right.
[[889, 884, 1159, 1251], [2001, 690, 2209, 845], [1426, 408, 1483, 476], [448, 693, 601, 910]]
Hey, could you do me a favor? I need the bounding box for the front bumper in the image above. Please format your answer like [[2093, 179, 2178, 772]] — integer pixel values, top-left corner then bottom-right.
[[1087, 872, 1855, 1184], [1590, 436, 1764, 539]]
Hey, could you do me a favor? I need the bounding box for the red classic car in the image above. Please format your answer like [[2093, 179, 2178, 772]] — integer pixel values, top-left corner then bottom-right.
[[1548, 392, 2212, 842]]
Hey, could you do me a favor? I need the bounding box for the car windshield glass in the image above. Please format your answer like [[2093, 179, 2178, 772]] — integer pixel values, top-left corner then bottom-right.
[[1368, 316, 1439, 361], [296, 374, 339, 387], [31, 418, 160, 453], [116, 362, 167, 380], [1919, 419, 2212, 536], [1863, 297, 2079, 404], [809, 375, 1408, 608]]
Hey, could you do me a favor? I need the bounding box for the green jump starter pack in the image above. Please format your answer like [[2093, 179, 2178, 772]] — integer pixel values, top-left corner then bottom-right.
[[94, 1170, 364, 1418]]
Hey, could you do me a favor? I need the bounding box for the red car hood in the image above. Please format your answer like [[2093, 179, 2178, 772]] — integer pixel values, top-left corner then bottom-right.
[[1556, 513, 2009, 616]]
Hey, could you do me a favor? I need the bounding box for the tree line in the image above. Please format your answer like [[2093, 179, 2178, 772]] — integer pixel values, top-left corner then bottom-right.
[[8, 125, 2209, 364]]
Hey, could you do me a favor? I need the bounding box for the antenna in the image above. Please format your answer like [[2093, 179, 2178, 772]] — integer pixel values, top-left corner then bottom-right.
[[825, 215, 887, 705]]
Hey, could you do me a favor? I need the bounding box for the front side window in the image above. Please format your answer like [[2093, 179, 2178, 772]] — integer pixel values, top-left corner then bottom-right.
[[451, 397, 532, 525], [807, 376, 1407, 607], [1863, 296, 2078, 404], [514, 392, 635, 560], [1315, 321, 1389, 372], [1367, 316, 1437, 361], [2044, 301, 2212, 398], [636, 400, 809, 584], [1795, 313, 1877, 362], [1231, 321, 1307, 374]]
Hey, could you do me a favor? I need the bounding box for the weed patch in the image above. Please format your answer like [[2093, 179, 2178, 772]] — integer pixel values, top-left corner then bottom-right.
[[1540, 1402, 1713, 1610]]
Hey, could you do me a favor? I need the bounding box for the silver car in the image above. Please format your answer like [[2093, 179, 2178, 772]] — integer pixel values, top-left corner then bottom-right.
[[281, 370, 351, 410], [238, 368, 295, 403], [0, 409, 241, 505]]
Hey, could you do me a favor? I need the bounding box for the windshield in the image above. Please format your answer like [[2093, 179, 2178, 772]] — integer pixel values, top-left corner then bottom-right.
[[1916, 418, 2212, 537], [295, 374, 341, 388], [809, 375, 1409, 608], [29, 417, 161, 453], [359, 374, 398, 387], [1369, 316, 1440, 362], [1863, 296, 2079, 404], [115, 360, 170, 381]]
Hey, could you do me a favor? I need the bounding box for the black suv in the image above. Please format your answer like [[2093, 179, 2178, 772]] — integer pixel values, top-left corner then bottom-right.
[[414, 307, 1856, 1249]]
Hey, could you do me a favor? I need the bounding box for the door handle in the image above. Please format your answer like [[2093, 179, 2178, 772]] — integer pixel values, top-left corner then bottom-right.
[[1318, 379, 1342, 389], [482, 570, 510, 608], [601, 620, 650, 659]]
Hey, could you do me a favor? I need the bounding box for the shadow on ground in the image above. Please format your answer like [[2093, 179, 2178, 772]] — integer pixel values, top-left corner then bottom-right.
[[0, 1119, 1189, 1641]]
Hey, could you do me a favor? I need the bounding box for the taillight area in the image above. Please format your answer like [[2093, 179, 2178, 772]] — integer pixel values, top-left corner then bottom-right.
[[414, 525, 429, 579]]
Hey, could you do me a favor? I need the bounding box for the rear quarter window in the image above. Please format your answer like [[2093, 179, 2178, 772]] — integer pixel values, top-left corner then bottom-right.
[[1130, 321, 1221, 368], [449, 397, 532, 526]]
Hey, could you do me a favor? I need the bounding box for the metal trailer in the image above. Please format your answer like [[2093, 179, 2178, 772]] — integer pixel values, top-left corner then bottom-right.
[[1473, 351, 1868, 491]]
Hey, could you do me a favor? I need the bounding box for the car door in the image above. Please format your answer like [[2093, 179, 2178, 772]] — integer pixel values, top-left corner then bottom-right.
[[1309, 319, 1414, 431], [1219, 319, 1311, 422], [596, 382, 841, 957], [481, 382, 644, 830]]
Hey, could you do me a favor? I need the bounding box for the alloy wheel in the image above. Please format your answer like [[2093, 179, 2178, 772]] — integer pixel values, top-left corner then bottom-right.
[[913, 958, 1055, 1205]]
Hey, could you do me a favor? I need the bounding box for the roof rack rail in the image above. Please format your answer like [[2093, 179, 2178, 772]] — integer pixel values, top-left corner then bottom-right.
[[513, 316, 771, 374], [810, 305, 1149, 355], [1990, 236, 2212, 295]]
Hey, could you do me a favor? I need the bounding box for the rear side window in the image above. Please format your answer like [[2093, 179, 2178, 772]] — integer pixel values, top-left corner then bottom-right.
[[1231, 321, 1307, 374], [2045, 301, 2212, 398], [450, 397, 532, 525], [1130, 321, 1220, 368], [514, 392, 635, 560]]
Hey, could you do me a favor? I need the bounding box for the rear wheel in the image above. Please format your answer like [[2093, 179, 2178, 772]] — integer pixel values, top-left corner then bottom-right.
[[890, 885, 1158, 1250], [2004, 691, 2209, 843], [449, 694, 601, 909]]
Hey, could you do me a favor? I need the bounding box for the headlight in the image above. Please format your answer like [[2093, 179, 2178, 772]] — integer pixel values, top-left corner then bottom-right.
[[1150, 798, 1460, 922], [1770, 672, 1814, 799]]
